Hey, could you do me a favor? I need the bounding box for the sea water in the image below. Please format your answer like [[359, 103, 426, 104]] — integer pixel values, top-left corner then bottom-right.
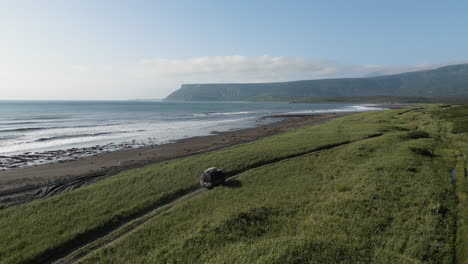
[[0, 100, 386, 169]]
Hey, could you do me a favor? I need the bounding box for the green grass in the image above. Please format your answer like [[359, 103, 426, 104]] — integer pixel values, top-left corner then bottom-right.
[[435, 105, 468, 264], [438, 105, 468, 133], [452, 149, 468, 264], [0, 106, 465, 264], [0, 110, 399, 264], [79, 113, 456, 264]]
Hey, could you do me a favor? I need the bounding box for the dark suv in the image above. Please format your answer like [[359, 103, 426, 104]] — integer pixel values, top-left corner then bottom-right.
[[200, 167, 226, 189]]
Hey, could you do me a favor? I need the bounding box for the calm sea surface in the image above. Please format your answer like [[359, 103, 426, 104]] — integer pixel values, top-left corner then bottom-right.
[[0, 101, 385, 168]]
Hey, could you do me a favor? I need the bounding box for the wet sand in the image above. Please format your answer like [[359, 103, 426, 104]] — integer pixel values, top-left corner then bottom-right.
[[0, 108, 405, 207]]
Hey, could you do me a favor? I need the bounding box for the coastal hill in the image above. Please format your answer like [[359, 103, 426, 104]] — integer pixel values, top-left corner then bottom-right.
[[165, 63, 468, 101]]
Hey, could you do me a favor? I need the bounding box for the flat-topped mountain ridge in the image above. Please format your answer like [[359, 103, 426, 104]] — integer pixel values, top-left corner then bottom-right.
[[165, 63, 468, 101]]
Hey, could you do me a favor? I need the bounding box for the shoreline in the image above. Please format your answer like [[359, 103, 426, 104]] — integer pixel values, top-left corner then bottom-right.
[[0, 105, 408, 207], [0, 103, 400, 171], [0, 113, 352, 207], [0, 104, 392, 171]]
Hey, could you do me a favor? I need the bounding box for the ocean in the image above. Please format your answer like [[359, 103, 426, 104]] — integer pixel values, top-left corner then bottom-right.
[[0, 100, 386, 169]]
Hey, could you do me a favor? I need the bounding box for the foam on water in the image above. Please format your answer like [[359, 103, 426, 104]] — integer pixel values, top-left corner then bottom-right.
[[285, 105, 385, 115], [0, 101, 387, 168]]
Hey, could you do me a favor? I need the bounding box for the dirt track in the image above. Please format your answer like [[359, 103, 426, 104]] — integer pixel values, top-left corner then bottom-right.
[[50, 188, 207, 264], [48, 133, 383, 264], [0, 113, 355, 208]]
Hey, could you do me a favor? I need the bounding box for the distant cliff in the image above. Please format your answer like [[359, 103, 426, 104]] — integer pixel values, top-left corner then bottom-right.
[[165, 64, 468, 101]]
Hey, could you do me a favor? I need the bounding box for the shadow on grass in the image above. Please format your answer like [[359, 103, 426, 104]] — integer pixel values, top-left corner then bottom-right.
[[223, 179, 242, 188]]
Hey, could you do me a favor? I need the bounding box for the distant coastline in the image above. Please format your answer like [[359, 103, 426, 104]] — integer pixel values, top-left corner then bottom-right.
[[165, 63, 468, 102]]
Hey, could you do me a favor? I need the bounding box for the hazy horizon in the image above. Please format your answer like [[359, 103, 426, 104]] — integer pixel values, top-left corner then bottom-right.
[[1, 0, 468, 100]]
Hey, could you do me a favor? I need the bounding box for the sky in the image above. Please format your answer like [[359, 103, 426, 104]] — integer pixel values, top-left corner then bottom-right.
[[1, 0, 467, 100]]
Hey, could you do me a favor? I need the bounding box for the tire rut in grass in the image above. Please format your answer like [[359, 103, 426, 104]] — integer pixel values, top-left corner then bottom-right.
[[46, 133, 384, 264], [50, 188, 206, 264]]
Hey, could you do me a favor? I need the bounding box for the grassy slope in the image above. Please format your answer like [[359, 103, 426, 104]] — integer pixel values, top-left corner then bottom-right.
[[79, 108, 457, 264], [437, 105, 468, 264], [0, 112, 384, 264], [166, 64, 468, 101], [1, 107, 465, 264]]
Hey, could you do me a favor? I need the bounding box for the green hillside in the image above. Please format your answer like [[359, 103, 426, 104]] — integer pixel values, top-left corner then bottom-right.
[[165, 64, 468, 101], [1, 106, 467, 264]]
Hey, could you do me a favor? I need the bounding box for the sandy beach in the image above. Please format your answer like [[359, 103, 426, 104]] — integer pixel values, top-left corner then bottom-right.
[[0, 112, 364, 207], [0, 104, 411, 208]]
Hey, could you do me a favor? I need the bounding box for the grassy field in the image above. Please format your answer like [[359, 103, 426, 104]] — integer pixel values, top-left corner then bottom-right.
[[0, 110, 388, 264], [436, 105, 468, 263], [0, 106, 466, 264], [80, 119, 456, 264]]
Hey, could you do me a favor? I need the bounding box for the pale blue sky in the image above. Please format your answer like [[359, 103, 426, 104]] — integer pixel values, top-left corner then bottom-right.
[[1, 0, 467, 100]]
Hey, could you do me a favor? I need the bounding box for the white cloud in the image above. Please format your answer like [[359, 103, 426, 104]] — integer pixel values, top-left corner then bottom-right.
[[136, 56, 339, 78], [135, 55, 468, 82]]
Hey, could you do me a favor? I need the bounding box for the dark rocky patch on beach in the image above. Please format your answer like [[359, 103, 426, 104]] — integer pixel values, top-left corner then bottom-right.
[[0, 113, 354, 208], [0, 140, 162, 171]]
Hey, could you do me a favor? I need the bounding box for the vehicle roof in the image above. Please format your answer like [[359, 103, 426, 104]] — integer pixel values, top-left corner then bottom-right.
[[204, 167, 218, 173]]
